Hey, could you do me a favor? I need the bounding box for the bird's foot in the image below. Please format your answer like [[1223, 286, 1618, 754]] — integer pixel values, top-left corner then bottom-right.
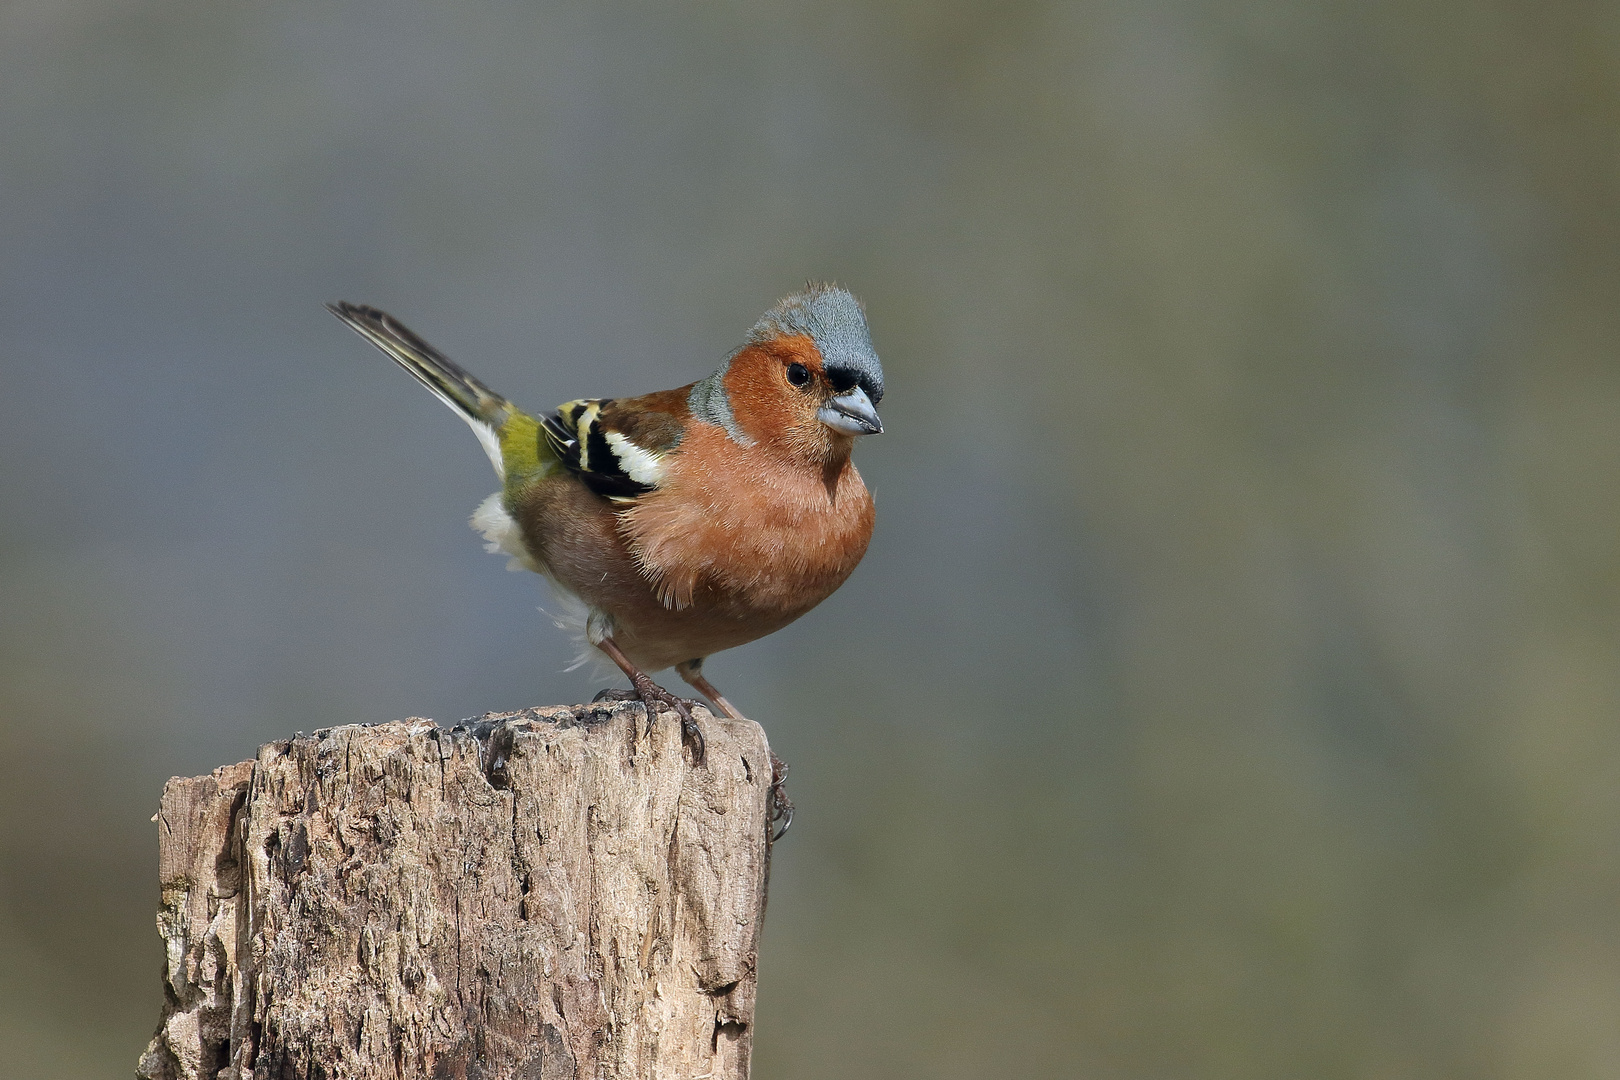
[[591, 688, 639, 704], [768, 752, 793, 842], [629, 673, 706, 765]]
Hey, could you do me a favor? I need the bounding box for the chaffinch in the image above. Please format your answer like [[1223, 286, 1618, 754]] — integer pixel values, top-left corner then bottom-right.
[[328, 285, 884, 770]]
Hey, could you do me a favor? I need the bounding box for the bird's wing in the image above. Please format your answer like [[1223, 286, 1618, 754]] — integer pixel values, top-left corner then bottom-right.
[[541, 389, 690, 505]]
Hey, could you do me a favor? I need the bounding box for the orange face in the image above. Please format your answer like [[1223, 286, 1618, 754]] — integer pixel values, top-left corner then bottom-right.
[[720, 334, 859, 465]]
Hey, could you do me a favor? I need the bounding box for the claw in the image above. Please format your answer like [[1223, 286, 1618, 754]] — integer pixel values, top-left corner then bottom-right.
[[768, 752, 793, 842], [679, 708, 707, 764], [628, 670, 706, 765], [596, 637, 707, 765]]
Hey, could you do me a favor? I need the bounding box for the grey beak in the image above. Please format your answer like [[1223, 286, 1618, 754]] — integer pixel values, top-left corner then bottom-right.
[[818, 385, 884, 436]]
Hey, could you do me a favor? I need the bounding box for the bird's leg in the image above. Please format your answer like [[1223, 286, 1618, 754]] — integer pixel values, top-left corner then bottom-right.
[[597, 637, 705, 765], [675, 658, 742, 720]]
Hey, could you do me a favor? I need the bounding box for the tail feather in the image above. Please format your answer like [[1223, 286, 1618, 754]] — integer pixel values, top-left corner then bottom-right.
[[328, 302, 512, 475]]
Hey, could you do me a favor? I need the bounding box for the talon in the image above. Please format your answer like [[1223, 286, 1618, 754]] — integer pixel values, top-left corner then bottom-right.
[[768, 752, 793, 842], [770, 795, 793, 842], [680, 711, 707, 764], [627, 673, 706, 765]]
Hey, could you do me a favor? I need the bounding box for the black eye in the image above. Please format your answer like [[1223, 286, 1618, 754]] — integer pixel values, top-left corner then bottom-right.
[[786, 362, 810, 388]]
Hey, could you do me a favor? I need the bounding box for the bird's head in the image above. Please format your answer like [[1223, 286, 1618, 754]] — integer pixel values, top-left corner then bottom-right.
[[704, 284, 884, 465]]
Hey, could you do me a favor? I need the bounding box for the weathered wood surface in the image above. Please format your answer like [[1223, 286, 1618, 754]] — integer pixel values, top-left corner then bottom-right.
[[137, 702, 774, 1080]]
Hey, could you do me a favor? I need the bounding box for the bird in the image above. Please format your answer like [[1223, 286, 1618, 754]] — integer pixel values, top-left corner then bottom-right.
[[327, 284, 884, 775]]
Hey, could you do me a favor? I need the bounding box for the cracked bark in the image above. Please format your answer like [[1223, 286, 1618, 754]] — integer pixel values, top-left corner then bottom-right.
[[137, 703, 774, 1080]]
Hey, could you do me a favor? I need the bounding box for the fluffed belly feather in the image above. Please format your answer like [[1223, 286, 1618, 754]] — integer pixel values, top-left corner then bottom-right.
[[481, 470, 872, 672]]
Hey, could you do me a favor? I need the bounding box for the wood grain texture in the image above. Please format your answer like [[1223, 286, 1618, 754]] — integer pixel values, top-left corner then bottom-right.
[[137, 703, 774, 1080]]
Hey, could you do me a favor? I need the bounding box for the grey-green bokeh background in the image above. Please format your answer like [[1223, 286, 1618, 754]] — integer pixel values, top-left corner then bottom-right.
[[4, 1, 1619, 1075]]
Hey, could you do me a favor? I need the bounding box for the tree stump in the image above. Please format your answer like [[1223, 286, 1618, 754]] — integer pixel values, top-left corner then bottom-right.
[[136, 702, 775, 1080]]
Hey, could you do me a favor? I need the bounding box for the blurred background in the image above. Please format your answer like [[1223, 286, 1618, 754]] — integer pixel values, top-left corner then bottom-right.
[[3, 0, 1618, 1075]]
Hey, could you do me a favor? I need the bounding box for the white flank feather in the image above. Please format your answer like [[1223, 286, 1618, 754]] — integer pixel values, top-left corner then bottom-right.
[[472, 493, 622, 682], [470, 492, 539, 572], [539, 593, 620, 679]]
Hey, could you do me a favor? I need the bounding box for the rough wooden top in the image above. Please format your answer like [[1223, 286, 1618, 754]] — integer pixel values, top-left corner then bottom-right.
[[138, 702, 774, 1080]]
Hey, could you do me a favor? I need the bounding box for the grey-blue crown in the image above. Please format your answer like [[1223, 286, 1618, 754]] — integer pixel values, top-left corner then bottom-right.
[[749, 284, 884, 403]]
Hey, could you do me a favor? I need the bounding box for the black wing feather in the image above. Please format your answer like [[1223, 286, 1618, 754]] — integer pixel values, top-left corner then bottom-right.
[[540, 399, 657, 503]]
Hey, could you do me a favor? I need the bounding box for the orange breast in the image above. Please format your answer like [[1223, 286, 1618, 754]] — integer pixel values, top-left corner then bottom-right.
[[618, 424, 876, 620]]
